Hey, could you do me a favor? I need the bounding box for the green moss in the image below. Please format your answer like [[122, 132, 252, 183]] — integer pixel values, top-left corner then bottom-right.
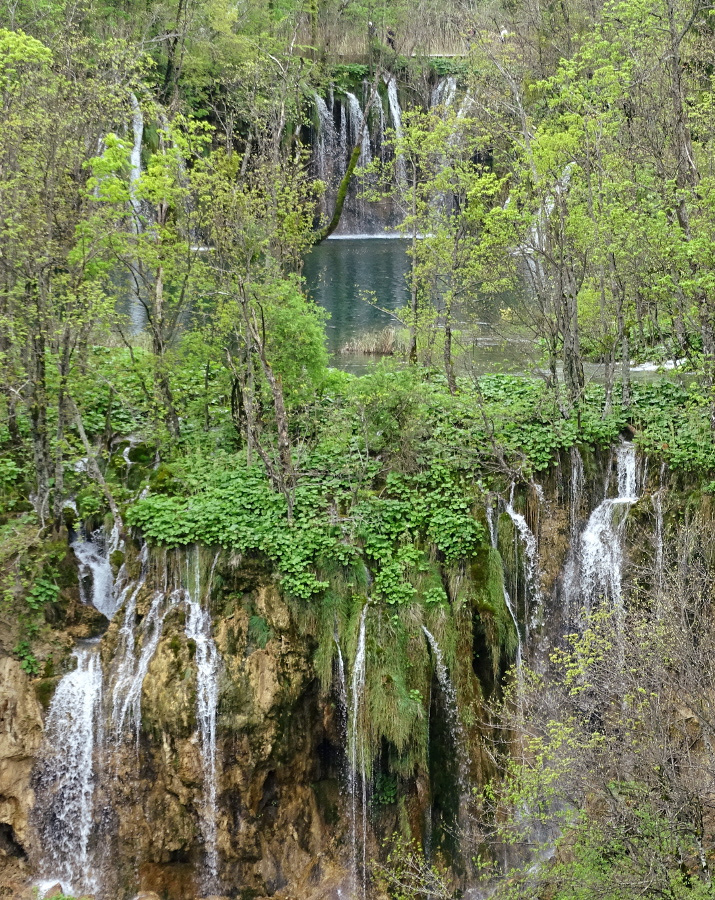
[[35, 677, 58, 710]]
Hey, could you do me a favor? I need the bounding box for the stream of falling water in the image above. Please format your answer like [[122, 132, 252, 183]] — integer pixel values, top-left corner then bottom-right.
[[385, 76, 406, 184], [111, 584, 177, 741], [486, 504, 523, 670], [72, 539, 118, 620], [34, 642, 104, 896], [345, 92, 372, 168], [421, 626, 469, 787], [349, 605, 368, 900], [504, 486, 541, 644], [184, 548, 221, 892], [573, 442, 639, 612]]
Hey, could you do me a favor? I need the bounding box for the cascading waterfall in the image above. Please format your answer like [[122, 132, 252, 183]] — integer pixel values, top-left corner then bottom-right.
[[486, 504, 523, 670], [34, 643, 104, 896], [109, 544, 177, 742], [345, 92, 372, 168], [348, 606, 369, 900], [72, 538, 119, 620], [430, 76, 457, 109], [504, 485, 541, 642], [334, 629, 348, 739], [567, 442, 639, 613], [112, 588, 177, 741], [385, 75, 406, 184], [128, 93, 143, 224], [314, 93, 336, 181], [421, 626, 468, 783], [183, 549, 221, 892]]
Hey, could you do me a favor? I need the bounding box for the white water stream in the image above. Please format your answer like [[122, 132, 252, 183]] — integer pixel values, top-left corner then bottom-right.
[[385, 76, 406, 184], [348, 605, 369, 900], [34, 643, 104, 896], [72, 540, 118, 620], [421, 626, 470, 788], [183, 549, 221, 892], [486, 503, 523, 671], [504, 485, 541, 643], [566, 442, 639, 613], [345, 92, 372, 168]]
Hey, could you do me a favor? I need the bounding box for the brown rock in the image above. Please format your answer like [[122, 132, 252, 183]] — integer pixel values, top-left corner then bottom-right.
[[41, 883, 63, 899], [0, 657, 44, 848]]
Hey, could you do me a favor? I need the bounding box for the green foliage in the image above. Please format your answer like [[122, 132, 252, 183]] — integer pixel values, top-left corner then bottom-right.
[[14, 640, 39, 675], [373, 772, 398, 805], [248, 615, 272, 649], [375, 833, 452, 900], [26, 576, 59, 611]]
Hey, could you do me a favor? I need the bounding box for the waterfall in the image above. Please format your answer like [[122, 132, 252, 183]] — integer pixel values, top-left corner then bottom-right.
[[128, 92, 143, 225], [72, 538, 118, 620], [112, 588, 177, 740], [487, 503, 523, 670], [456, 93, 475, 119], [430, 76, 457, 110], [421, 626, 468, 779], [33, 642, 104, 896], [109, 545, 177, 741], [183, 549, 221, 892], [504, 485, 541, 641], [334, 629, 348, 738], [348, 606, 368, 900], [314, 93, 336, 181], [385, 76, 406, 184], [345, 92, 372, 168], [568, 442, 639, 613]]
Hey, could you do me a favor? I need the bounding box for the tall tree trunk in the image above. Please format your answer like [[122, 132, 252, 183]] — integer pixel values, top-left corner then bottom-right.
[[152, 265, 181, 438], [52, 324, 72, 533]]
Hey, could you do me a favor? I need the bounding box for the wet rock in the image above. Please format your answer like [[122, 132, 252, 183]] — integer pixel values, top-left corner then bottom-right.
[[41, 883, 63, 899]]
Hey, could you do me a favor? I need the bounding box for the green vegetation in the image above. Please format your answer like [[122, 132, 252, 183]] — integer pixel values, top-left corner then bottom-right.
[[2, 0, 715, 894]]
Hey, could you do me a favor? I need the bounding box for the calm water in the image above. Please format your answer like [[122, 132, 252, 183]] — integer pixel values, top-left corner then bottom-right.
[[303, 236, 529, 373], [303, 237, 411, 354]]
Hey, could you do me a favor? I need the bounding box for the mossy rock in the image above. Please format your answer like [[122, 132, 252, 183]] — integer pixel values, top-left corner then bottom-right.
[[127, 441, 155, 466], [149, 463, 178, 494], [35, 676, 61, 710]]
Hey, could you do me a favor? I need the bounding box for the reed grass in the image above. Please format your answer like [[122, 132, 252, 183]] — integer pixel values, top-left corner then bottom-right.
[[340, 326, 406, 356]]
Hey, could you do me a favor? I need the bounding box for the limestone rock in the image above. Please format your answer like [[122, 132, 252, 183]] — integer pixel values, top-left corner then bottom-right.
[[0, 657, 44, 848]]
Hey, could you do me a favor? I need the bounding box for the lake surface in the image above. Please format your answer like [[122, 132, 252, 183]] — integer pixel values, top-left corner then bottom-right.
[[303, 236, 411, 355], [303, 235, 531, 374]]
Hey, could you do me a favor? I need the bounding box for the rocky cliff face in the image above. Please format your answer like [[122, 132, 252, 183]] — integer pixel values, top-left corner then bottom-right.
[[0, 658, 44, 891], [0, 445, 672, 900], [91, 572, 346, 900]]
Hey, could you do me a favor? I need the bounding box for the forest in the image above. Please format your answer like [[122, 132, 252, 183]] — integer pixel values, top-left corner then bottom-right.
[[2, 0, 715, 898]]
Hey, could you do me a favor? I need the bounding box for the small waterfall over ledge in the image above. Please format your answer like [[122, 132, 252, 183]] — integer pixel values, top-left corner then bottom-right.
[[486, 504, 523, 670], [33, 643, 104, 896], [565, 442, 639, 615], [34, 528, 120, 896]]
